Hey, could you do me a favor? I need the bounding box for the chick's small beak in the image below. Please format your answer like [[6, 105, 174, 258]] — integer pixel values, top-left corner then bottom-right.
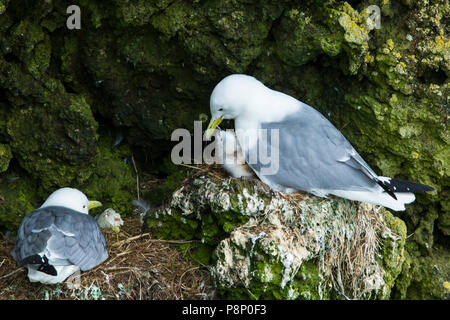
[[88, 200, 103, 210], [205, 116, 223, 140]]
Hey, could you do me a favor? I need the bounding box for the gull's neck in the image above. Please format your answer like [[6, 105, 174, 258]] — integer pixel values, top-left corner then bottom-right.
[[235, 87, 302, 129], [232, 87, 302, 152]]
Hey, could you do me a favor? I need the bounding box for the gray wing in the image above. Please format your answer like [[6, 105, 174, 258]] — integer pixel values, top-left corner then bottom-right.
[[11, 206, 108, 271], [248, 103, 380, 192]]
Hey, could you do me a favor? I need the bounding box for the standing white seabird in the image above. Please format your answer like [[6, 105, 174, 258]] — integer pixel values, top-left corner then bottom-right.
[[11, 187, 108, 284], [205, 74, 434, 211]]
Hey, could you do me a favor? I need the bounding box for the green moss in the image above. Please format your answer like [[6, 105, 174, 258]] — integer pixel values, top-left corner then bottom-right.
[[294, 261, 329, 300], [179, 242, 215, 266], [0, 175, 39, 232], [26, 38, 51, 78], [80, 131, 136, 216], [377, 211, 407, 298], [417, 35, 450, 77], [145, 176, 258, 245], [40, 12, 62, 33], [0, 143, 12, 173], [60, 35, 80, 82], [394, 244, 449, 299], [340, 83, 446, 251], [146, 208, 200, 241], [10, 20, 45, 54], [237, 259, 328, 300], [5, 93, 98, 190], [151, 1, 192, 37], [114, 0, 161, 27], [437, 199, 450, 236], [0, 0, 8, 15], [274, 9, 330, 66]]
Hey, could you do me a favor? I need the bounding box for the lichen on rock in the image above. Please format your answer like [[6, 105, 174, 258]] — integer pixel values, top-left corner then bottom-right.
[[145, 171, 407, 299]]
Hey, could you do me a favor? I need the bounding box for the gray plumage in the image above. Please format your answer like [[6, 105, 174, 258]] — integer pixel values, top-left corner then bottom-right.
[[11, 206, 108, 271], [250, 104, 379, 193]]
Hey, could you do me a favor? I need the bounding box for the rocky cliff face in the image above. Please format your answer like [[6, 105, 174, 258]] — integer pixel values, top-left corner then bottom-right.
[[0, 0, 447, 299]]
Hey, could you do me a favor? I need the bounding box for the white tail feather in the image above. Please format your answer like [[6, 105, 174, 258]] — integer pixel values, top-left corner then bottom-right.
[[329, 190, 415, 211]]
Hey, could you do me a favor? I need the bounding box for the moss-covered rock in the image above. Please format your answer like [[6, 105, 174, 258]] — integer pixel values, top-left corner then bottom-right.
[[79, 131, 136, 216], [0, 175, 40, 232], [5, 93, 99, 190], [0, 143, 12, 173], [145, 173, 260, 246], [145, 172, 407, 299], [394, 243, 450, 300]]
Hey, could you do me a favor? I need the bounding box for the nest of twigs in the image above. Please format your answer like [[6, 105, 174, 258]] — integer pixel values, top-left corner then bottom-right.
[[0, 216, 216, 300]]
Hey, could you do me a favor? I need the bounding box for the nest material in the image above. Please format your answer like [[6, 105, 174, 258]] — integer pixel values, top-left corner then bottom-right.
[[0, 216, 215, 300]]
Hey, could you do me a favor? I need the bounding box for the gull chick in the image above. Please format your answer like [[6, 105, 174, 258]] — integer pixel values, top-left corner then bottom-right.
[[96, 208, 124, 232], [214, 129, 255, 179]]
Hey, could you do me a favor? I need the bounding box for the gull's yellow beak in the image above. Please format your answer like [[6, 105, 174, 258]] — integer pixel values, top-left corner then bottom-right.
[[88, 200, 103, 210], [205, 116, 223, 140]]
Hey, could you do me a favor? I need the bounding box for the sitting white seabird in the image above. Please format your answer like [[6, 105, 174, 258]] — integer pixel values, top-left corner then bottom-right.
[[214, 129, 255, 179], [11, 187, 108, 284], [206, 74, 434, 211]]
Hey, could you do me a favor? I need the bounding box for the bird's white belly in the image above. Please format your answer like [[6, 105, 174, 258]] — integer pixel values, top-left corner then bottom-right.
[[26, 265, 80, 284]]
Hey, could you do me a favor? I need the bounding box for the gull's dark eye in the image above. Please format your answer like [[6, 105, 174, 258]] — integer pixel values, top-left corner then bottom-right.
[[83, 205, 86, 209], [218, 108, 223, 111]]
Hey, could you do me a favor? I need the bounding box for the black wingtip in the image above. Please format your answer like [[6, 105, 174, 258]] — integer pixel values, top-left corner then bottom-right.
[[389, 178, 435, 193], [19, 254, 45, 266], [377, 177, 435, 199], [421, 184, 435, 192], [377, 180, 397, 200], [38, 264, 57, 276], [20, 255, 58, 276]]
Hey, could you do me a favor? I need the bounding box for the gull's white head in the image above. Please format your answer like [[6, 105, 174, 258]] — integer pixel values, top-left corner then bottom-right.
[[210, 74, 264, 120], [206, 75, 265, 138], [206, 74, 302, 139], [40, 187, 102, 214]]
